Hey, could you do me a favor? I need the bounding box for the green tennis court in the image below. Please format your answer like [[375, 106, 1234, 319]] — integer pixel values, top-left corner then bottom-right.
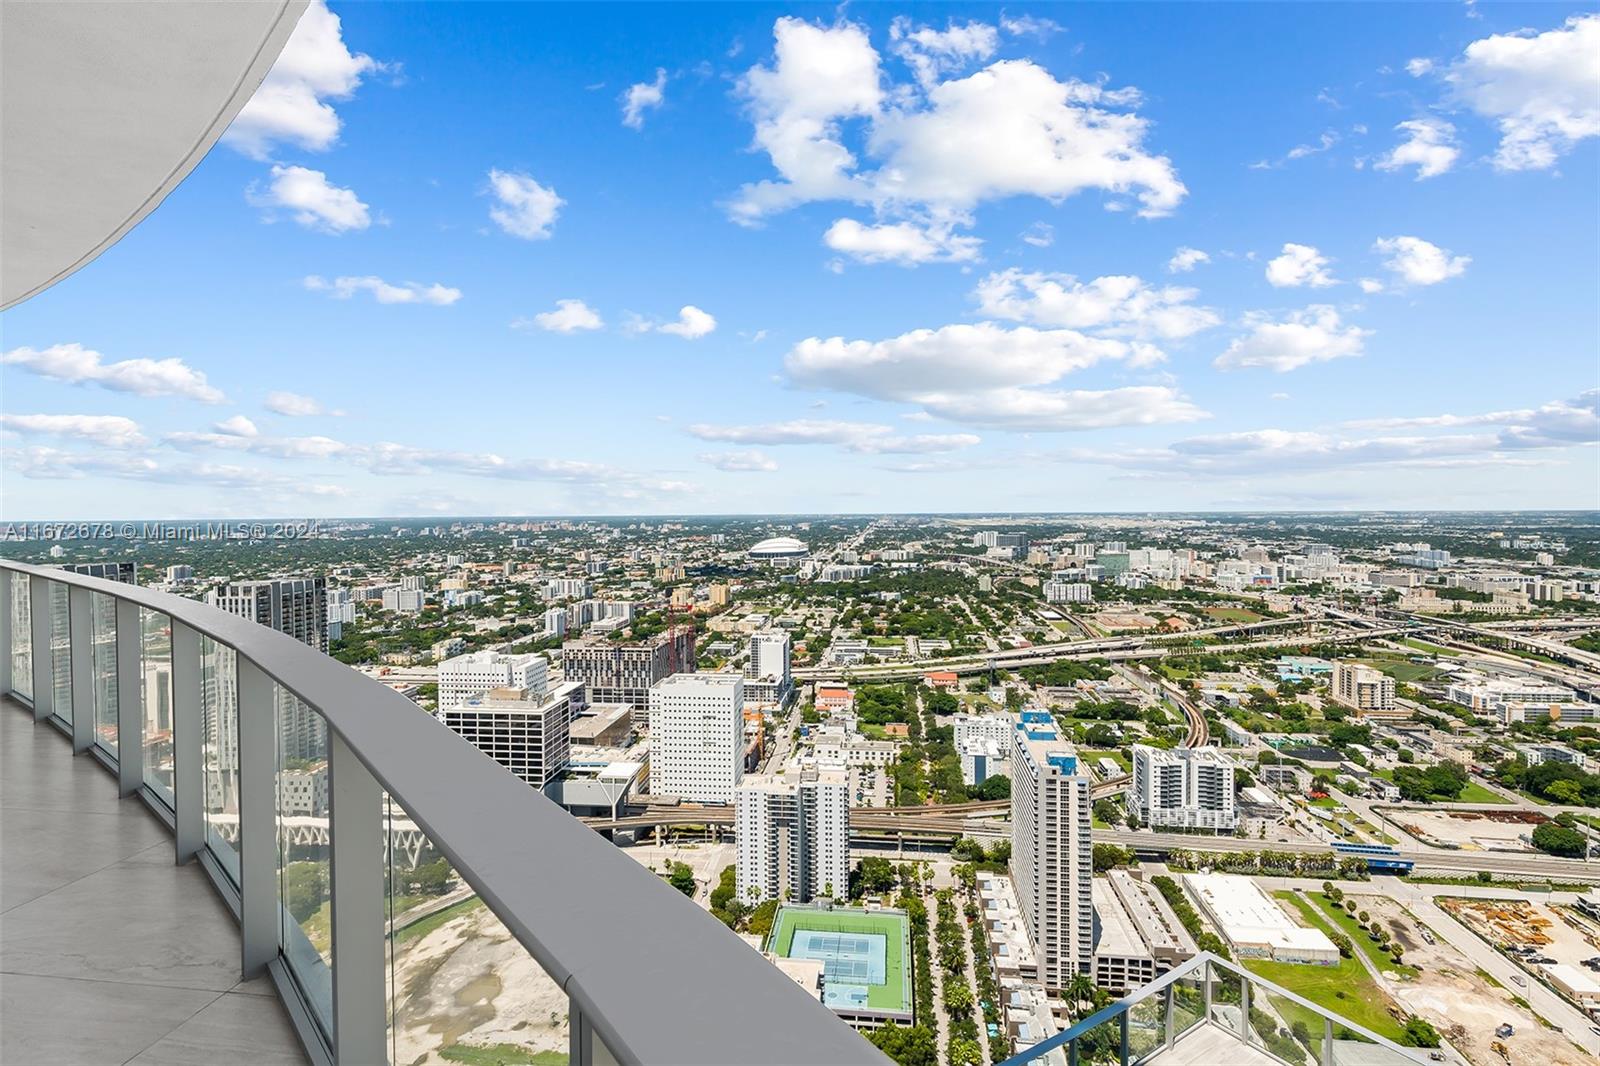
[[768, 906, 911, 1014]]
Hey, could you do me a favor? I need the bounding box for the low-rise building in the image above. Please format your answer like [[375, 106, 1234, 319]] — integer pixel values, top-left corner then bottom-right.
[[1183, 873, 1338, 965]]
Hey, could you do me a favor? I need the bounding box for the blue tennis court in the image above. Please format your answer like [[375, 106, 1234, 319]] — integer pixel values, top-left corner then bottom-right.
[[789, 929, 888, 985]]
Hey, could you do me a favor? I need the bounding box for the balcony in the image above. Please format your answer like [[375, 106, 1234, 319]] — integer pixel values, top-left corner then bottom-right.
[[0, 559, 885, 1065], [998, 952, 1429, 1066]]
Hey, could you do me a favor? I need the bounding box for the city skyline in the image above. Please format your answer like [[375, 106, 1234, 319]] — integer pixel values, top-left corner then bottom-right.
[[2, 1, 1597, 518]]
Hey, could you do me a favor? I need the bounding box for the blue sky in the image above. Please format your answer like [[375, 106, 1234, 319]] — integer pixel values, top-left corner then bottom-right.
[[2, 1, 1597, 518]]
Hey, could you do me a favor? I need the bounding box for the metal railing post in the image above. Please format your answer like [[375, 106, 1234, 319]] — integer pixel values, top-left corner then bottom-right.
[[172, 622, 205, 860], [1321, 1017, 1333, 1066], [1163, 983, 1175, 1052], [1239, 976, 1251, 1045], [1119, 1008, 1129, 1065], [30, 577, 53, 722], [68, 586, 94, 752], [0, 569, 11, 696], [330, 730, 386, 1064], [238, 656, 277, 977], [1202, 959, 1212, 1020], [115, 600, 143, 795]]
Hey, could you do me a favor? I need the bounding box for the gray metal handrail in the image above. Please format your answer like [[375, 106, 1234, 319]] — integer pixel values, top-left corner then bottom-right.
[[0, 558, 883, 1066], [998, 951, 1429, 1066]]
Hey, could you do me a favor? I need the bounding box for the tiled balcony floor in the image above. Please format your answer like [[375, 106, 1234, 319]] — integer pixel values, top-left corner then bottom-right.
[[0, 697, 308, 1065]]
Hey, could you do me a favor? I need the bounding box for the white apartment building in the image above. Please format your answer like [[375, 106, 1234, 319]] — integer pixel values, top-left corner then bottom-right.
[[735, 764, 849, 904], [1010, 711, 1093, 991], [1131, 745, 1237, 831], [959, 736, 1004, 786], [542, 608, 567, 638], [382, 587, 425, 613], [1447, 675, 1575, 713], [1043, 581, 1093, 604], [954, 713, 1015, 751], [1332, 662, 1397, 715], [442, 682, 581, 790], [748, 630, 792, 687], [648, 673, 744, 803], [438, 650, 550, 710]]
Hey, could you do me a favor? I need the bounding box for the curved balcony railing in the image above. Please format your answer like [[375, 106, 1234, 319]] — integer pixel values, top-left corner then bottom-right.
[[0, 558, 884, 1066], [997, 951, 1429, 1066]]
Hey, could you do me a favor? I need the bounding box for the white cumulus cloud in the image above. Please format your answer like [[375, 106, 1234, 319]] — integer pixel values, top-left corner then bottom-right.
[[487, 169, 563, 240], [224, 0, 379, 159], [730, 17, 1185, 263], [1215, 306, 1370, 372], [1444, 13, 1600, 171], [250, 164, 370, 233], [1166, 247, 1210, 273], [657, 305, 717, 339], [621, 68, 668, 129], [0, 413, 146, 448], [2, 343, 225, 403], [973, 269, 1220, 343], [1373, 236, 1471, 286], [1265, 243, 1337, 288], [823, 218, 981, 265], [526, 299, 604, 333], [1375, 118, 1461, 180], [303, 275, 461, 305]]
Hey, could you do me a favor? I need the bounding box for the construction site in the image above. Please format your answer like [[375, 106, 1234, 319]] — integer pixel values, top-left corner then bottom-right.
[[1392, 809, 1548, 852], [1360, 892, 1592, 1066]]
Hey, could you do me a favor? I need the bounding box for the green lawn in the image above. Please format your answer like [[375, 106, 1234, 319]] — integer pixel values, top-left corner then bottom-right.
[[1080, 748, 1131, 773], [768, 906, 910, 1014], [1357, 658, 1441, 684], [1202, 606, 1265, 623], [1290, 891, 1417, 978], [394, 895, 485, 945], [1371, 769, 1511, 806], [1400, 638, 1459, 657], [1242, 954, 1408, 1045]]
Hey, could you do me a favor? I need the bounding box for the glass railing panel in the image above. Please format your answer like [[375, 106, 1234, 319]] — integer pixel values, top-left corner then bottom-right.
[[1209, 964, 1245, 1039], [1326, 1027, 1422, 1065], [1250, 991, 1313, 1066], [91, 591, 118, 754], [49, 581, 70, 723], [201, 636, 241, 884], [10, 573, 33, 701], [385, 794, 572, 1065], [277, 690, 332, 1038], [1127, 993, 1164, 1061], [141, 608, 174, 801], [1072, 1013, 1127, 1066], [1169, 968, 1205, 1045]]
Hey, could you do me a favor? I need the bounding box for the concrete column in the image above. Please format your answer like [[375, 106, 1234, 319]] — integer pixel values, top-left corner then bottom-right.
[[115, 599, 143, 795], [172, 622, 204, 861], [68, 586, 94, 752], [30, 577, 53, 722], [330, 730, 386, 1064], [238, 656, 278, 977]]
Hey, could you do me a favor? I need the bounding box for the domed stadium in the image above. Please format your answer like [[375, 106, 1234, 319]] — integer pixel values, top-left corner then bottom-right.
[[747, 535, 809, 560]]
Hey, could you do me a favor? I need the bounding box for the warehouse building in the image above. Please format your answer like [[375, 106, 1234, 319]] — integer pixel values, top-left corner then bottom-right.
[[1181, 873, 1338, 965]]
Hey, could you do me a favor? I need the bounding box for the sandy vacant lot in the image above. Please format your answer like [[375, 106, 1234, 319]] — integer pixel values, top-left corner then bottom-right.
[[1353, 892, 1589, 1066], [391, 900, 568, 1065], [1389, 808, 1543, 851]]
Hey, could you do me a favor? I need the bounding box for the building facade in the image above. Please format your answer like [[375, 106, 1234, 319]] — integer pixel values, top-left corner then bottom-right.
[[438, 650, 549, 710], [1010, 711, 1093, 991], [1332, 662, 1397, 714], [648, 673, 743, 802], [562, 630, 696, 715], [206, 578, 328, 762], [1131, 745, 1237, 831], [735, 765, 849, 903], [441, 681, 582, 790]]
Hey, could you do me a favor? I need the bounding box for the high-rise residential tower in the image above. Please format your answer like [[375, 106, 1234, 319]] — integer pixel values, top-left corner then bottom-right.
[[1010, 710, 1093, 992], [735, 764, 848, 904]]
